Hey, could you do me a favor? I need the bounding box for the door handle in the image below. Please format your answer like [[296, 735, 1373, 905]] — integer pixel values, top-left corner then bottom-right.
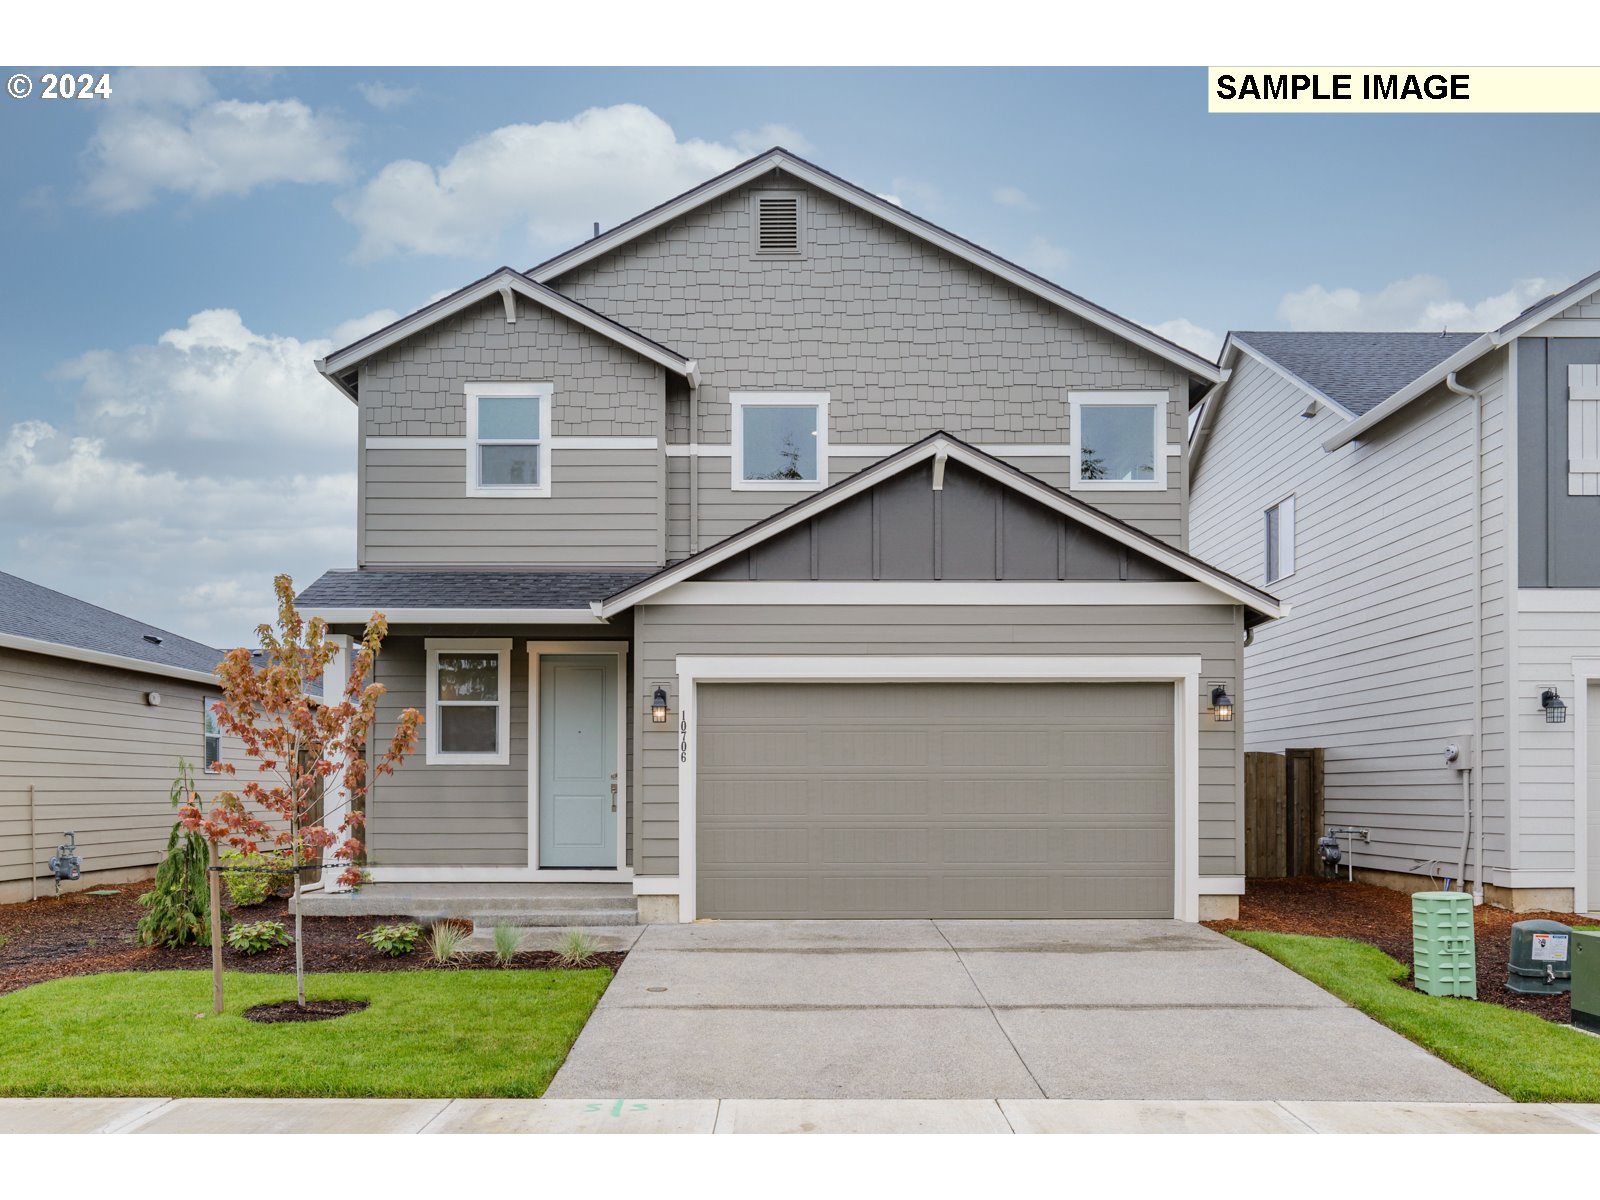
[[611, 779, 618, 812]]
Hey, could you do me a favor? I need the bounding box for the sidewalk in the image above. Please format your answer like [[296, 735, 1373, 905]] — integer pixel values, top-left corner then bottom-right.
[[2, 1098, 1597, 1134]]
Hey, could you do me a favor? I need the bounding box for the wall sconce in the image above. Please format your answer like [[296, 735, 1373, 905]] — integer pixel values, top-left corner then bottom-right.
[[1210, 685, 1235, 723], [651, 686, 670, 724], [1541, 688, 1567, 724]]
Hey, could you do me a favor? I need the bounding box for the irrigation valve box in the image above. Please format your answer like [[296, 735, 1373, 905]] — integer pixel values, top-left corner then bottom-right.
[[1506, 919, 1573, 996], [1574, 932, 1600, 1035]]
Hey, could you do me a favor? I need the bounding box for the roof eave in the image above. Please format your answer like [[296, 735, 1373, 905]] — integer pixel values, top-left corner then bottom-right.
[[0, 631, 219, 686], [1320, 332, 1497, 452]]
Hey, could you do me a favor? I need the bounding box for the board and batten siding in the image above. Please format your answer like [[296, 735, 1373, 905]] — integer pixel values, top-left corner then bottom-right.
[[631, 603, 1244, 880], [0, 648, 240, 899], [1189, 348, 1513, 883]]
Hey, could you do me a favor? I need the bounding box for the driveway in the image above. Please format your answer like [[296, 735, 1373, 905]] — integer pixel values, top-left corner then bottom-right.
[[546, 920, 1502, 1101]]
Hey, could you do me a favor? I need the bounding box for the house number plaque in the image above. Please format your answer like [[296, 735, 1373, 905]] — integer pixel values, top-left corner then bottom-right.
[[679, 711, 688, 763]]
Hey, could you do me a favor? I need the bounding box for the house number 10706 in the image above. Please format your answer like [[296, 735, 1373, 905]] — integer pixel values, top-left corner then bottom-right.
[[679, 711, 688, 763]]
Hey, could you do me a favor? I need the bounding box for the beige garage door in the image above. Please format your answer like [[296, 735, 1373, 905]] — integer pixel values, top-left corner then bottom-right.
[[696, 681, 1175, 919]]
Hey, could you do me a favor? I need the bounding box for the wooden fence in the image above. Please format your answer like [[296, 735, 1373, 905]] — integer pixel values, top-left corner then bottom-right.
[[1244, 747, 1325, 878]]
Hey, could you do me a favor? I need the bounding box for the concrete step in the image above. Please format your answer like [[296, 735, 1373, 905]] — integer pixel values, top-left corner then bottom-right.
[[463, 909, 639, 928]]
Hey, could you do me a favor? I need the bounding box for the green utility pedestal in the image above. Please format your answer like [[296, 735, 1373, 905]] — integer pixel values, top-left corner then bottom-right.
[[1412, 891, 1476, 998]]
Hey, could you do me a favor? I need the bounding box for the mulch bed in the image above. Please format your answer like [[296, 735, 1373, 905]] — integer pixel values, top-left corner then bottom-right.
[[244, 999, 370, 1024], [0, 882, 624, 998], [1205, 876, 1587, 1023]]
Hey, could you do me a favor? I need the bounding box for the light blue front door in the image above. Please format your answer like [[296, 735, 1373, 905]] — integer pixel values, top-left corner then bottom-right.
[[538, 655, 618, 868]]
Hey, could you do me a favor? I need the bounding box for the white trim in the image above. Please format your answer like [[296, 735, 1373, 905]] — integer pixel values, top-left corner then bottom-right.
[[527, 150, 1223, 384], [665, 444, 732, 458], [827, 442, 1073, 459], [366, 435, 658, 452], [1226, 335, 1359, 422], [649, 581, 1246, 607], [424, 637, 512, 766], [318, 635, 352, 888], [367, 866, 633, 884], [730, 392, 830, 491], [465, 381, 551, 498], [1068, 391, 1169, 491], [526, 641, 629, 872], [670, 654, 1204, 924], [1515, 589, 1600, 613], [598, 437, 1284, 621], [1198, 876, 1247, 896], [303, 607, 607, 625], [0, 631, 218, 685], [631, 875, 681, 895], [1571, 658, 1600, 915], [365, 436, 464, 451]]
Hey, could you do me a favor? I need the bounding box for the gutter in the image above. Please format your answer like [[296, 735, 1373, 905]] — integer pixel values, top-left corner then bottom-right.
[[1322, 334, 1495, 451], [1444, 369, 1486, 905], [0, 632, 219, 686]]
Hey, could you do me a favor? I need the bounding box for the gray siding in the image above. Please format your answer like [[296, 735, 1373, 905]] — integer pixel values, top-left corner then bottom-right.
[[632, 603, 1244, 879], [1517, 336, 1600, 587], [1190, 348, 1513, 883]]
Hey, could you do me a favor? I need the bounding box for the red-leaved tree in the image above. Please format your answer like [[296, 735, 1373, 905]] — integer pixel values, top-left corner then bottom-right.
[[183, 574, 422, 1007]]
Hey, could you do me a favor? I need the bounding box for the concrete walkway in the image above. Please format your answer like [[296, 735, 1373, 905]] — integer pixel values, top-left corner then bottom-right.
[[547, 919, 1501, 1101], [1, 1097, 1596, 1134]]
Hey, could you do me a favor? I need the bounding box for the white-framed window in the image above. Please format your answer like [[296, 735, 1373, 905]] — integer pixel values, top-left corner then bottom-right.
[[203, 702, 222, 773], [425, 638, 512, 765], [1265, 494, 1296, 584], [731, 392, 829, 491], [465, 382, 551, 498], [1069, 391, 1168, 490]]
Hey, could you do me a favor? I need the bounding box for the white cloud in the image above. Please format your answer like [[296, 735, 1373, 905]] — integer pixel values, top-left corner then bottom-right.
[[1277, 274, 1562, 333], [1149, 317, 1222, 359], [732, 124, 814, 156], [339, 103, 749, 260], [886, 177, 943, 212], [991, 185, 1034, 210], [357, 80, 417, 110], [330, 308, 401, 347], [84, 69, 351, 212], [1020, 236, 1070, 276], [1, 311, 358, 647]]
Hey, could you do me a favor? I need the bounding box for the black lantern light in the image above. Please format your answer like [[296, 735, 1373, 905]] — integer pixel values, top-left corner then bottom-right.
[[651, 685, 670, 724], [1210, 684, 1235, 723], [1541, 688, 1567, 724]]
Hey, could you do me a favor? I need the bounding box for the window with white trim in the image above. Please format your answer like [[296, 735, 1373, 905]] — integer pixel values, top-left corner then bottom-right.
[[425, 638, 512, 764], [203, 702, 222, 773], [732, 393, 829, 490], [1069, 392, 1168, 490], [1265, 495, 1295, 585], [466, 382, 551, 498]]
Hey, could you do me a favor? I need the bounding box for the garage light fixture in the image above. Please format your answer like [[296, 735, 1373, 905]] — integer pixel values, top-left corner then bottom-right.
[[1210, 685, 1235, 723], [1541, 688, 1567, 724], [651, 686, 670, 724]]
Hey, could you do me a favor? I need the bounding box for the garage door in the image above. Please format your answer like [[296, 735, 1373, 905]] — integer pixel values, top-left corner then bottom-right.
[[696, 681, 1175, 919]]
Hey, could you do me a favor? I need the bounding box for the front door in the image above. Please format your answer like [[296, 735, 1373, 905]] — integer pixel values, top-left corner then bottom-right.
[[538, 655, 618, 868]]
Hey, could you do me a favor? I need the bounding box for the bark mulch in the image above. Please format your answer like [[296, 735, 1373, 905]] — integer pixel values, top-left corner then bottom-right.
[[244, 999, 370, 1024], [1205, 876, 1590, 1023], [0, 882, 624, 998]]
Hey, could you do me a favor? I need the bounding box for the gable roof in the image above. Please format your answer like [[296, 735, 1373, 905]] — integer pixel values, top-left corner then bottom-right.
[[0, 570, 223, 684], [596, 432, 1283, 623], [1229, 331, 1483, 418], [528, 147, 1223, 387], [315, 267, 700, 402]]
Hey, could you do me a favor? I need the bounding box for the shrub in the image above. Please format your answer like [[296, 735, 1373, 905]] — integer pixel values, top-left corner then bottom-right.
[[226, 919, 291, 956], [425, 920, 467, 965], [554, 929, 600, 969], [493, 923, 520, 966], [221, 851, 272, 909], [359, 923, 421, 958], [137, 761, 212, 948]]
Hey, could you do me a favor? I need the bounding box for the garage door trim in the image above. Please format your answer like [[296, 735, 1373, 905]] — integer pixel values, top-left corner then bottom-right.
[[673, 655, 1203, 923]]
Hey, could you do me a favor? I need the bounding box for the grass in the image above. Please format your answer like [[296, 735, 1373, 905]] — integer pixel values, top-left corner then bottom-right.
[[0, 968, 611, 1098], [1231, 931, 1600, 1102]]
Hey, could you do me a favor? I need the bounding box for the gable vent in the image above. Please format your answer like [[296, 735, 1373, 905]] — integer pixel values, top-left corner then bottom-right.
[[754, 194, 802, 257]]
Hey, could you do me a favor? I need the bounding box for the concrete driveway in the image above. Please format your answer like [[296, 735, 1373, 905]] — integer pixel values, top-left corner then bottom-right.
[[546, 920, 1502, 1101]]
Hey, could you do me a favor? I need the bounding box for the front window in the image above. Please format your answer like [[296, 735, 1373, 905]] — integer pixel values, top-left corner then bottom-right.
[[732, 393, 829, 490], [1070, 392, 1167, 490], [203, 703, 222, 772], [425, 639, 511, 764], [466, 382, 551, 497]]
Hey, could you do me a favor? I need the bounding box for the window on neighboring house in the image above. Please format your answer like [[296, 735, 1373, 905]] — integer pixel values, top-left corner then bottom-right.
[[1069, 392, 1168, 490], [732, 393, 829, 490], [203, 703, 222, 773], [425, 638, 511, 764], [466, 382, 551, 498], [1265, 495, 1296, 584]]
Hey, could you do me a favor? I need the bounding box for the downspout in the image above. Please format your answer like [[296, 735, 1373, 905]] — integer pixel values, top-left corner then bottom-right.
[[688, 384, 699, 556], [1446, 369, 1485, 905], [28, 783, 38, 902]]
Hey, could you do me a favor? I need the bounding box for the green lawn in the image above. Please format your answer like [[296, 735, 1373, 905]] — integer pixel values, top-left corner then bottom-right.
[[1231, 931, 1600, 1103], [0, 969, 611, 1098]]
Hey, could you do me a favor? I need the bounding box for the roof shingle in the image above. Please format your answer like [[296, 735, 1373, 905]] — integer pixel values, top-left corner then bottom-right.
[[1232, 331, 1483, 416], [296, 569, 657, 611]]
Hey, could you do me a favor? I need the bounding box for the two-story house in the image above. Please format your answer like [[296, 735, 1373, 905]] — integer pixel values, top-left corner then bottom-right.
[[1190, 269, 1600, 916], [298, 148, 1282, 925]]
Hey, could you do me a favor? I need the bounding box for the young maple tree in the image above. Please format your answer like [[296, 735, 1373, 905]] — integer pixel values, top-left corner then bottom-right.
[[182, 574, 422, 1007]]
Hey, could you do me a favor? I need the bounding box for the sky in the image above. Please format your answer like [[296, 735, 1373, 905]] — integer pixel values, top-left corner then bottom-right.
[[3, 65, 1599, 649]]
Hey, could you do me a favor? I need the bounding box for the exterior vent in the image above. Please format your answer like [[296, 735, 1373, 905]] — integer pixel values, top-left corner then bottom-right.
[[753, 193, 802, 257], [142, 634, 163, 645]]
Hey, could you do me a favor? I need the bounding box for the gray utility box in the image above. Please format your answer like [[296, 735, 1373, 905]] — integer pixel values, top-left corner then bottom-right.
[[1506, 919, 1573, 995], [1575, 932, 1600, 1035]]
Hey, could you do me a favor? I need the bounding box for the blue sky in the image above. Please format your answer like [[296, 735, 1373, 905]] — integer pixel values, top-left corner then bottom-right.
[[3, 65, 1599, 646]]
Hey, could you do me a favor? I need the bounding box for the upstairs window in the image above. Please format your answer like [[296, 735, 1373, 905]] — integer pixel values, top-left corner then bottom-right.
[[1069, 392, 1168, 490], [425, 639, 511, 765], [466, 382, 551, 498], [732, 393, 829, 491], [1265, 495, 1296, 584], [203, 703, 222, 773]]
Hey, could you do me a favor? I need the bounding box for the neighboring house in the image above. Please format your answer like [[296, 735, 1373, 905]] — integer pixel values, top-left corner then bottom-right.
[[1190, 269, 1600, 916], [298, 147, 1283, 924], [0, 570, 236, 903]]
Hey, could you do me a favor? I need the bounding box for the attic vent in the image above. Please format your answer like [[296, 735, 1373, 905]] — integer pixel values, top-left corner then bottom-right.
[[142, 634, 163, 645], [753, 193, 802, 257]]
